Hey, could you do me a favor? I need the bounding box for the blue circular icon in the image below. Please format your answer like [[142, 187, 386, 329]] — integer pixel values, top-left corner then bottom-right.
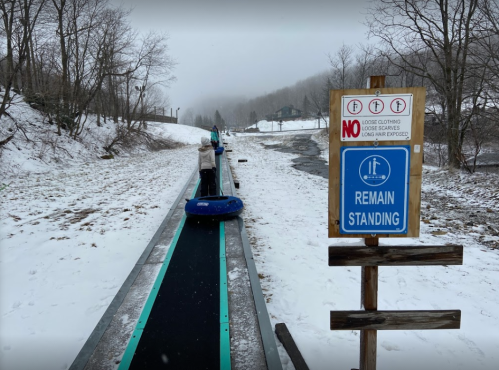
[[359, 155, 390, 186]]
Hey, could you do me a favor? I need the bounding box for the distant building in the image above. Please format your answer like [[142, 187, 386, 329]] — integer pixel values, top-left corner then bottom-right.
[[265, 105, 302, 121]]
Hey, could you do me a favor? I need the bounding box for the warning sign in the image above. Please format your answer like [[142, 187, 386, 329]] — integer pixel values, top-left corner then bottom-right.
[[341, 94, 413, 141]]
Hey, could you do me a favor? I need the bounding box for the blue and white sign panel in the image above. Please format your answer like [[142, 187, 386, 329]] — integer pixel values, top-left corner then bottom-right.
[[340, 146, 410, 234]]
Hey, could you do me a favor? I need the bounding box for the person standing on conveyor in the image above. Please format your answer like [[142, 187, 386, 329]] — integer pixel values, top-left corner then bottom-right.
[[210, 127, 219, 149], [199, 137, 217, 196]]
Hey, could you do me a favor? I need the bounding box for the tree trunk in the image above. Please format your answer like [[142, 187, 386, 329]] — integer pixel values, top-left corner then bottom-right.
[[22, 0, 33, 94], [0, 2, 16, 117], [53, 0, 70, 123]]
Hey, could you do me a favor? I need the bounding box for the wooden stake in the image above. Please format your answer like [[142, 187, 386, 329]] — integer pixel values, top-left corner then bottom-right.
[[359, 75, 385, 370], [275, 323, 310, 370], [360, 237, 378, 370], [367, 76, 386, 89]]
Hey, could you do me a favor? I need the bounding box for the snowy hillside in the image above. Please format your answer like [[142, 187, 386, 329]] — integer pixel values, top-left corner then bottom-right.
[[248, 117, 327, 132], [0, 94, 210, 180]]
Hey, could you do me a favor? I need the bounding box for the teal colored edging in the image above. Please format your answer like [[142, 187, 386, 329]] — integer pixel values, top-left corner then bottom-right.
[[118, 180, 200, 370], [219, 157, 231, 370], [220, 220, 231, 370], [220, 322, 231, 370], [219, 154, 224, 196], [220, 222, 228, 324]]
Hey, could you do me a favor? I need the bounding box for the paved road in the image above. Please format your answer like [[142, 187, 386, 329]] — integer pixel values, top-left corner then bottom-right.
[[260, 134, 329, 179]]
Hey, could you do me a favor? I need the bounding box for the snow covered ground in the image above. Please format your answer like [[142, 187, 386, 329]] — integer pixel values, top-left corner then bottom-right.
[[227, 131, 499, 370], [1, 105, 499, 370], [247, 117, 327, 132]]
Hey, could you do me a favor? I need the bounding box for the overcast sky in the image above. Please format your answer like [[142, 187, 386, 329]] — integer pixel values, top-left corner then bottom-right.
[[111, 0, 372, 112]]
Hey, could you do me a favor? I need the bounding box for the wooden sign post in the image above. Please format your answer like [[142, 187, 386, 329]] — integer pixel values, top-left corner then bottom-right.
[[360, 237, 378, 370], [328, 77, 463, 370]]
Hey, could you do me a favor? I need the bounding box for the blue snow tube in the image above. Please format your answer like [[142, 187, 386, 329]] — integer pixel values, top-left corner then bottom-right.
[[185, 195, 244, 219], [215, 146, 224, 155]]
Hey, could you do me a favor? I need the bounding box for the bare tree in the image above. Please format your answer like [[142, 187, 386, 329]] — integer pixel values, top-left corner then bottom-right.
[[475, 1, 499, 105], [0, 0, 46, 119], [119, 31, 175, 128], [49, 0, 122, 136], [350, 44, 375, 88], [366, 0, 482, 169], [328, 43, 354, 89]]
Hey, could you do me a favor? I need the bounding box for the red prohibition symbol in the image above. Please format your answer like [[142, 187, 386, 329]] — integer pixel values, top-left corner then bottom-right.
[[368, 98, 384, 114], [390, 98, 407, 113], [346, 99, 363, 115]]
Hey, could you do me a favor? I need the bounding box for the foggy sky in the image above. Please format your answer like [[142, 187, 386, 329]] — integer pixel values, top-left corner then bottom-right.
[[111, 0, 372, 112]]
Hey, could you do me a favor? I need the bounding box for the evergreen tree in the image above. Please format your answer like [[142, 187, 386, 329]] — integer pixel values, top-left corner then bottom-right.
[[214, 110, 223, 127], [204, 115, 214, 127], [249, 110, 257, 125], [194, 114, 203, 128]]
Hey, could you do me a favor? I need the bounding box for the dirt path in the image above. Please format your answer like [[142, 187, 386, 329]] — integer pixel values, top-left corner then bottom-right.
[[261, 133, 329, 179]]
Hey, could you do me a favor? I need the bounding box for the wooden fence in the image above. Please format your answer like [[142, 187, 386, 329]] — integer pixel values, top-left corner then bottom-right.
[[140, 114, 177, 124]]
